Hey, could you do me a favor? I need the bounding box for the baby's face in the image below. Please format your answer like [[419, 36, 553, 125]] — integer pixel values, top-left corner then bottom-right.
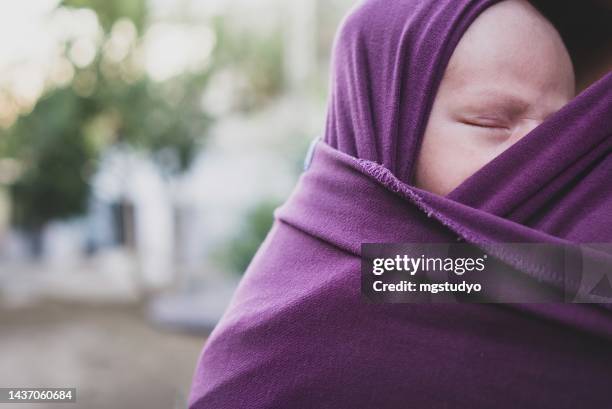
[[415, 0, 575, 196]]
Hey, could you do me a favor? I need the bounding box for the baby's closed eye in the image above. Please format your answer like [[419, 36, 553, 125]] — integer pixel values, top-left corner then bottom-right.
[[459, 116, 511, 130], [450, 90, 533, 132]]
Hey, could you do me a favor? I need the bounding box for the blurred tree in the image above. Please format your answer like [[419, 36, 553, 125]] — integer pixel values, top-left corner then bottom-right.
[[0, 1, 213, 238], [0, 0, 293, 266], [91, 71, 212, 175], [4, 88, 98, 231]]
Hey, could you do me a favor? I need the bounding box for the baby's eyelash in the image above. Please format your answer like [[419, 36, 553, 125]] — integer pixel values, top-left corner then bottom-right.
[[460, 119, 510, 130]]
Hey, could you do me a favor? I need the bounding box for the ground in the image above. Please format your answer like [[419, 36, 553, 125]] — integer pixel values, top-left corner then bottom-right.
[[0, 301, 206, 409]]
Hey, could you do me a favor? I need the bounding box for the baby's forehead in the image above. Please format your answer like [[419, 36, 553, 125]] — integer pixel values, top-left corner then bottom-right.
[[442, 0, 573, 94], [449, 4, 559, 69]]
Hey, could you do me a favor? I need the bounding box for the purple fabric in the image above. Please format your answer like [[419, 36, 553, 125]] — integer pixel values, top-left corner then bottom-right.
[[190, 0, 612, 407]]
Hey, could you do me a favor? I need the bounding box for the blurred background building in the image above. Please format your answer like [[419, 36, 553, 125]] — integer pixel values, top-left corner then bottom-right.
[[0, 0, 355, 408]]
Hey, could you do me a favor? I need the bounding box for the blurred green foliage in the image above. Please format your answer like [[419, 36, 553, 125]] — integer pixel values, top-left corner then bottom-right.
[[61, 0, 147, 33], [0, 0, 288, 256], [94, 72, 212, 173], [0, 2, 213, 230], [213, 200, 279, 275], [2, 75, 212, 230], [6, 89, 97, 229]]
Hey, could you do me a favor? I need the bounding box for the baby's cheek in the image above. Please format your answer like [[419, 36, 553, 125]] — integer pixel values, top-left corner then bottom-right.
[[416, 124, 476, 195], [449, 128, 505, 174], [417, 122, 507, 195]]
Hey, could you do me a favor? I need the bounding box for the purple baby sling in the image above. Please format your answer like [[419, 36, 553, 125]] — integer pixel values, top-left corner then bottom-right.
[[190, 0, 612, 407]]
